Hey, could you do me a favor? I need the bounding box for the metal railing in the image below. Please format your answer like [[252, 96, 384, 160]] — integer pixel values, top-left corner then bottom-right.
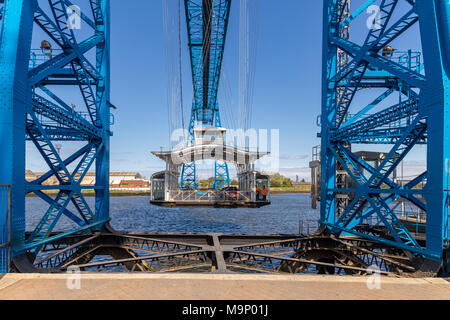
[[77, 111, 115, 126], [29, 49, 64, 69], [391, 51, 422, 73], [396, 210, 427, 236], [299, 219, 320, 235], [168, 189, 256, 202], [34, 109, 115, 128], [0, 185, 11, 273], [354, 201, 428, 237]]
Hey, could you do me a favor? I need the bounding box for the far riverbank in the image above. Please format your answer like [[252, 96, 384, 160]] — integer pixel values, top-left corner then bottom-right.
[[26, 187, 310, 197]]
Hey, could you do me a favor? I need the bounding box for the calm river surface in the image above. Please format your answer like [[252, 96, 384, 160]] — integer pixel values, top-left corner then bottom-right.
[[25, 194, 320, 234]]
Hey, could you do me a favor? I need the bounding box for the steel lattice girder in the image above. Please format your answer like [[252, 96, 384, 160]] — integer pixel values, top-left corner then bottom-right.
[[0, 0, 110, 262], [214, 161, 230, 189], [321, 0, 450, 265], [181, 0, 231, 190], [185, 0, 230, 125], [27, 232, 418, 275], [180, 162, 197, 189], [31, 93, 102, 139]]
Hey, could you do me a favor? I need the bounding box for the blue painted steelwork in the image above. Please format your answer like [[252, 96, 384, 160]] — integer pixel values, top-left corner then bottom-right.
[[214, 161, 230, 189], [0, 185, 11, 273], [181, 0, 231, 190], [0, 0, 110, 261], [180, 162, 197, 189], [321, 0, 450, 269]]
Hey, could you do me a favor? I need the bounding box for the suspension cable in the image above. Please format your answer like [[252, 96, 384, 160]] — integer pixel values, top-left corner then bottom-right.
[[178, 0, 186, 143]]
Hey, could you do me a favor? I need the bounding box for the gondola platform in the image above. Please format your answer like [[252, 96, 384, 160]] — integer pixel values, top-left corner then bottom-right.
[[150, 200, 271, 208]]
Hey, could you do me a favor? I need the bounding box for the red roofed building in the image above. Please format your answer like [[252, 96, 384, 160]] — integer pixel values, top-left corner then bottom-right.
[[25, 171, 150, 189]]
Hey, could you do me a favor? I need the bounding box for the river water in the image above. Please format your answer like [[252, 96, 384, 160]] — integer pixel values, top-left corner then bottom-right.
[[25, 193, 320, 234]]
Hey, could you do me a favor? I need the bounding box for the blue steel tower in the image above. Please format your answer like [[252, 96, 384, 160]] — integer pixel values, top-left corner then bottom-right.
[[0, 0, 110, 271], [180, 0, 232, 190], [321, 0, 450, 271]]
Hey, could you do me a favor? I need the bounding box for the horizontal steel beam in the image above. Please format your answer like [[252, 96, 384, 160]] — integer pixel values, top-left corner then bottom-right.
[[331, 36, 425, 88], [28, 34, 103, 86], [32, 93, 101, 139], [332, 99, 419, 141]]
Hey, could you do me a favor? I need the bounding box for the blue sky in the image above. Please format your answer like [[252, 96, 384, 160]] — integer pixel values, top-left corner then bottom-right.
[[108, 0, 324, 180], [26, 0, 426, 181]]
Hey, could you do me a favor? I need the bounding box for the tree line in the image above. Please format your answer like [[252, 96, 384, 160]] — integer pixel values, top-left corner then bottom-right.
[[197, 173, 297, 188]]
